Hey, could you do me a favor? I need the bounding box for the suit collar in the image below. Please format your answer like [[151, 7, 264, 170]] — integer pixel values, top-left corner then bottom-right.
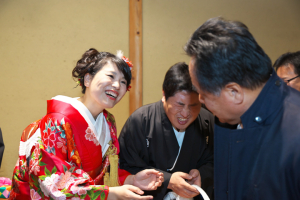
[[159, 101, 180, 168], [241, 69, 284, 128]]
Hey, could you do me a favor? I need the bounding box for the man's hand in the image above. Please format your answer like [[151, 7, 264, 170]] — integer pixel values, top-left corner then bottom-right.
[[125, 169, 164, 190], [187, 169, 201, 187], [167, 171, 200, 198], [108, 185, 153, 200]]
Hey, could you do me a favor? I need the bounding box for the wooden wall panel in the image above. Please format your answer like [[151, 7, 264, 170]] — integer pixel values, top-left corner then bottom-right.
[[129, 0, 143, 114]]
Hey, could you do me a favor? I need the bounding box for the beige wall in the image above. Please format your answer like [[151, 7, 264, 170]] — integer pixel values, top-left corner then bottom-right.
[[143, 0, 300, 105], [0, 0, 129, 178], [1, 0, 300, 178]]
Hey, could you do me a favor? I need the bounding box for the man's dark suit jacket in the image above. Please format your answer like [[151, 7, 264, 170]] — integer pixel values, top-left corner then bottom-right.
[[0, 128, 4, 168]]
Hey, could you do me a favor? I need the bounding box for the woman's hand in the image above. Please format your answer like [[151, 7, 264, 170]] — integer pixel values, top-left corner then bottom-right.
[[125, 169, 164, 190], [133, 169, 164, 190], [108, 185, 153, 200]]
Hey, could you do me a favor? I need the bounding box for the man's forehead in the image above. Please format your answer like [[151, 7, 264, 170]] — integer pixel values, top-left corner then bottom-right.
[[176, 99, 199, 105], [278, 64, 297, 76], [172, 91, 199, 103], [283, 64, 296, 72]]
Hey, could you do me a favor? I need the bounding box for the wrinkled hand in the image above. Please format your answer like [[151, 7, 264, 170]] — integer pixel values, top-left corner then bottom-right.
[[167, 171, 200, 198], [108, 185, 153, 200], [132, 169, 164, 190], [187, 169, 201, 187]]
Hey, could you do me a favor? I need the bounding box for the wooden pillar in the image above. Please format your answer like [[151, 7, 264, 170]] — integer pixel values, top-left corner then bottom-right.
[[129, 0, 143, 114]]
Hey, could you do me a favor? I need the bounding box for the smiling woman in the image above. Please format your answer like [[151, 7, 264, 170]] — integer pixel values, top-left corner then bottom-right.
[[72, 49, 131, 119], [9, 48, 163, 200]]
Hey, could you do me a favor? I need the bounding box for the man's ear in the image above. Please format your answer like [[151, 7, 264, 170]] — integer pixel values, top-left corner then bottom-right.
[[162, 90, 166, 103], [84, 73, 92, 87], [224, 83, 244, 105]]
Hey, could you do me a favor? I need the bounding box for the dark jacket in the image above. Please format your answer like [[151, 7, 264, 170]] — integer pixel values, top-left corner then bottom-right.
[[214, 70, 300, 199], [119, 101, 214, 200], [0, 128, 4, 168]]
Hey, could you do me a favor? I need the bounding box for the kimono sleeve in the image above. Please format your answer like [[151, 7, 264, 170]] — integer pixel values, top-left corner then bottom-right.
[[10, 116, 110, 200], [29, 145, 110, 200]]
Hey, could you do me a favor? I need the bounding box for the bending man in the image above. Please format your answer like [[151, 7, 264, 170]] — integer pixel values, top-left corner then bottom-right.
[[185, 17, 300, 199], [119, 62, 214, 200]]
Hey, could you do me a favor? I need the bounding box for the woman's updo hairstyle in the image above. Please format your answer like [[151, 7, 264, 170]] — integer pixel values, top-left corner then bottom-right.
[[72, 48, 132, 94]]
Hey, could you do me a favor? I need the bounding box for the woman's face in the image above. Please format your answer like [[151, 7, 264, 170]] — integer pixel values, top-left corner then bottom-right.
[[84, 61, 128, 111]]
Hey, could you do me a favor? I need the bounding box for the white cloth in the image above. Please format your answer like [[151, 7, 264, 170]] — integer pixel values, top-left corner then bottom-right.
[[167, 128, 186, 172], [19, 128, 41, 158], [173, 127, 185, 148], [237, 123, 243, 129], [52, 95, 111, 157], [163, 184, 210, 200]]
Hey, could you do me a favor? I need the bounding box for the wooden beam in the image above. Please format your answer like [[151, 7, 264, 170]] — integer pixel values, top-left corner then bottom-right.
[[129, 0, 143, 114]]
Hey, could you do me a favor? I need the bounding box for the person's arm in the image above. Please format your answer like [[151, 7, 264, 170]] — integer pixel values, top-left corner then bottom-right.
[[119, 115, 162, 174], [119, 114, 174, 198]]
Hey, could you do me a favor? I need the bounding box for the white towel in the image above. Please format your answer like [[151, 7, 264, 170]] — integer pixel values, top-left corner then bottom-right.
[[163, 184, 210, 200]]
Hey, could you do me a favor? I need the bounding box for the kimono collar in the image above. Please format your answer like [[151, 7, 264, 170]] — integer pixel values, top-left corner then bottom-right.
[[159, 100, 175, 130], [51, 95, 111, 156], [159, 100, 180, 154], [52, 95, 99, 130], [240, 69, 285, 129]]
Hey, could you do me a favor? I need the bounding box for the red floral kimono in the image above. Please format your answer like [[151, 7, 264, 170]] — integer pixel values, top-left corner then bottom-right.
[[10, 96, 130, 200]]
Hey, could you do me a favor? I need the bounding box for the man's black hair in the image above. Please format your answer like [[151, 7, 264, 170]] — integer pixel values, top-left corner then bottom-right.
[[185, 17, 272, 95], [163, 62, 197, 100], [273, 51, 300, 75]]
